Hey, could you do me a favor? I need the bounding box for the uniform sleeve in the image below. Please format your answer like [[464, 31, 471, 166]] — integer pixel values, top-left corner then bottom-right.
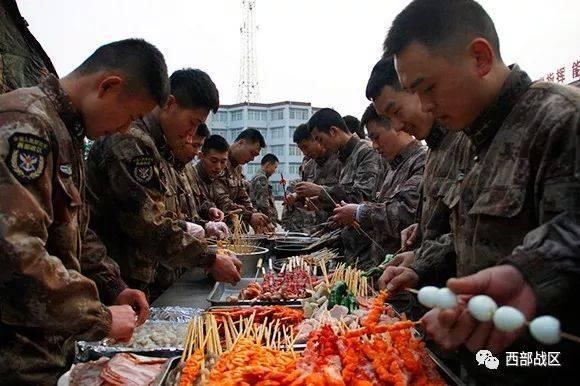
[[98, 136, 215, 269], [502, 212, 580, 317], [320, 148, 382, 210], [215, 178, 256, 223], [358, 167, 423, 239], [80, 222, 128, 305], [0, 114, 111, 340], [413, 233, 457, 288]]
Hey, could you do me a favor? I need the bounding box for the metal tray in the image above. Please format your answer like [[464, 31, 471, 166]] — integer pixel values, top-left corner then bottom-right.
[[207, 278, 305, 306]]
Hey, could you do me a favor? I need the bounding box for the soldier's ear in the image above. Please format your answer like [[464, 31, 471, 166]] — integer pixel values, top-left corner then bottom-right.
[[163, 95, 177, 111], [97, 76, 123, 98]]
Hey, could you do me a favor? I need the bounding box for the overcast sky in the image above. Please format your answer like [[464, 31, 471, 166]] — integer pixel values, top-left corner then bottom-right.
[[18, 0, 580, 117]]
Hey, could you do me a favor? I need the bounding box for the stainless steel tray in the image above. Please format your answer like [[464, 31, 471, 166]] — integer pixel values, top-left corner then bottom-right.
[[207, 278, 305, 306]]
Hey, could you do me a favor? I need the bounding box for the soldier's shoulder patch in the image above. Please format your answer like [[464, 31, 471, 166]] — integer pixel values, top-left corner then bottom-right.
[[131, 154, 155, 185], [6, 133, 51, 183]]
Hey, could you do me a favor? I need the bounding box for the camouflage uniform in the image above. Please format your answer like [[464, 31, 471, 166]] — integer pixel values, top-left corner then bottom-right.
[[450, 66, 580, 385], [214, 155, 257, 224], [0, 0, 57, 93], [348, 140, 427, 268], [411, 127, 472, 287], [249, 169, 279, 224], [282, 154, 341, 232], [319, 136, 383, 210], [86, 114, 215, 301], [181, 162, 219, 224], [0, 75, 124, 385]]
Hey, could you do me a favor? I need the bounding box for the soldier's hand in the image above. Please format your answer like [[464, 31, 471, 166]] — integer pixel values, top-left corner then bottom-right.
[[430, 265, 536, 354], [378, 266, 418, 293], [108, 305, 137, 342], [295, 182, 322, 198], [114, 288, 149, 325], [208, 253, 242, 284], [330, 202, 359, 225], [284, 193, 297, 207], [400, 223, 419, 249], [304, 196, 320, 211], [250, 212, 269, 228], [386, 251, 416, 268], [186, 222, 206, 238], [209, 207, 225, 222], [205, 221, 230, 240]]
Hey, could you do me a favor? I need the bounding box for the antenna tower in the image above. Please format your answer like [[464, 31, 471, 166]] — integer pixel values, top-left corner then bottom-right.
[[237, 0, 259, 102]]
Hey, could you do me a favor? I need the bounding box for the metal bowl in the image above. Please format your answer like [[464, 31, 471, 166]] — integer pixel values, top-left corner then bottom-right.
[[273, 244, 315, 259], [232, 246, 269, 277]]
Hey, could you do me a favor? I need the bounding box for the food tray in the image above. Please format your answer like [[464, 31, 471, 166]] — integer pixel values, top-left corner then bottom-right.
[[75, 321, 188, 363], [207, 278, 305, 306]]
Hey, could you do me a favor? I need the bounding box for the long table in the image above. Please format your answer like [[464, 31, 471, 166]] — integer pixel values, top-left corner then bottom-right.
[[152, 269, 215, 308]]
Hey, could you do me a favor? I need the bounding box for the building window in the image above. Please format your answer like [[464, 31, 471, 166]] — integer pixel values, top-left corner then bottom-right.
[[289, 108, 308, 120], [246, 163, 261, 175], [288, 163, 301, 175], [271, 145, 284, 157], [270, 108, 284, 120], [230, 128, 243, 141], [289, 126, 296, 140], [230, 110, 243, 121], [288, 144, 302, 156], [271, 127, 284, 139], [248, 109, 266, 121]]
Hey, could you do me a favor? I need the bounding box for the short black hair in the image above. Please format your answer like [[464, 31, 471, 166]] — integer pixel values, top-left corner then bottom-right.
[[202, 134, 229, 153], [366, 56, 401, 100], [235, 128, 266, 148], [170, 68, 220, 113], [384, 0, 501, 60], [360, 104, 390, 130], [195, 123, 210, 138], [343, 115, 364, 139], [292, 123, 312, 144], [74, 38, 169, 106], [261, 153, 279, 166], [307, 108, 349, 134]]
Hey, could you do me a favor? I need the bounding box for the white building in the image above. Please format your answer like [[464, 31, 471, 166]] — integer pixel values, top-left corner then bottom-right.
[[206, 101, 321, 196]]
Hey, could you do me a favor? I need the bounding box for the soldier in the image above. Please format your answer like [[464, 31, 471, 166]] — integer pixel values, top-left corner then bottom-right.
[[0, 0, 57, 93], [332, 104, 427, 268], [363, 56, 471, 289], [250, 153, 280, 225], [87, 68, 241, 302], [179, 123, 228, 231], [0, 38, 167, 385], [187, 134, 232, 215], [216, 128, 273, 232], [295, 108, 383, 212], [282, 124, 341, 232], [342, 114, 364, 140], [381, 0, 580, 383]]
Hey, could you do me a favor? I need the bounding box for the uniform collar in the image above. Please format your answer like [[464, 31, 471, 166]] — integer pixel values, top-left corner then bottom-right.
[[425, 123, 447, 149], [38, 74, 85, 143], [389, 140, 422, 169], [314, 153, 329, 166], [338, 135, 359, 163], [195, 161, 214, 183], [140, 113, 184, 169], [464, 64, 532, 152]]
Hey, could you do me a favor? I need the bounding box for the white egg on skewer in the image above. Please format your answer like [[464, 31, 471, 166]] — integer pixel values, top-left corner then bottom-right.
[[493, 306, 526, 332], [467, 295, 498, 322], [530, 316, 561, 345], [436, 288, 458, 309], [417, 286, 440, 308]]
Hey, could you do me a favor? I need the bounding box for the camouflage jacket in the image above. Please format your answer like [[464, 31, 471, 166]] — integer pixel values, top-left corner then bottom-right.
[[282, 154, 341, 232], [452, 65, 580, 278], [182, 162, 218, 223], [412, 127, 472, 287], [0, 0, 57, 93], [86, 113, 215, 299], [250, 169, 279, 224], [0, 75, 122, 385], [347, 141, 427, 267], [319, 136, 383, 210], [214, 154, 257, 223]]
